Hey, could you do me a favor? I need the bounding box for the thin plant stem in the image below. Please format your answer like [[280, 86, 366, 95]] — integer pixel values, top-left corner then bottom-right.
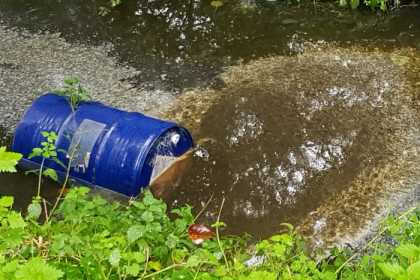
[[37, 157, 45, 196], [216, 197, 229, 270], [140, 248, 149, 280], [191, 193, 214, 226], [43, 198, 51, 244]]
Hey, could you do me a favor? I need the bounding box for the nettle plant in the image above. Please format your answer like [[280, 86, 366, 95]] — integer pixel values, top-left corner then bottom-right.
[[1, 78, 420, 279]]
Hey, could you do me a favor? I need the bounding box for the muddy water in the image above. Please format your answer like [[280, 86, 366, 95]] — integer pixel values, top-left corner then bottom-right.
[[1, 0, 420, 247], [161, 48, 420, 245]]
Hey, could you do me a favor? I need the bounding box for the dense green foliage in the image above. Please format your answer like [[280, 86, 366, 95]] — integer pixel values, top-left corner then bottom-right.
[[1, 148, 420, 279], [1, 80, 420, 279]]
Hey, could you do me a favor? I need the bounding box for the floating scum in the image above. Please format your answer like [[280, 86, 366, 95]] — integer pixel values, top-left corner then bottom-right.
[[161, 45, 420, 248]]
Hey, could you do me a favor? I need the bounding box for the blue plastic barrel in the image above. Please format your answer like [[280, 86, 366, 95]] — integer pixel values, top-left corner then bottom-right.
[[12, 93, 194, 196]]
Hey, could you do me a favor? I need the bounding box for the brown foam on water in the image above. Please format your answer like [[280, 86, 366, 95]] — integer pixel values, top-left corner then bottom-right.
[[160, 45, 420, 249]]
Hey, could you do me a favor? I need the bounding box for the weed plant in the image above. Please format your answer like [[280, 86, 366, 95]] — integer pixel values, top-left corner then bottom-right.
[[0, 79, 419, 279]]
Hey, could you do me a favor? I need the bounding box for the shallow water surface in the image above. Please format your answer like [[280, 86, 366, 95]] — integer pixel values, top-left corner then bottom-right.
[[162, 49, 420, 244]]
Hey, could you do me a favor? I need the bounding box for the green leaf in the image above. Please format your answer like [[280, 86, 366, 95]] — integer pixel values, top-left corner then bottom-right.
[[143, 190, 155, 206], [148, 261, 163, 271], [126, 263, 140, 277], [153, 245, 169, 262], [50, 131, 58, 140], [0, 196, 14, 207], [407, 261, 420, 278], [270, 234, 293, 246], [15, 257, 64, 280], [133, 252, 147, 263], [233, 261, 245, 271], [171, 270, 193, 280], [378, 262, 406, 278], [246, 271, 277, 280], [109, 248, 121, 266], [52, 157, 67, 170], [27, 202, 42, 219], [3, 228, 26, 248], [41, 131, 49, 137], [43, 168, 58, 181], [185, 255, 201, 268], [7, 211, 26, 228], [0, 147, 22, 172], [28, 148, 42, 159], [211, 221, 227, 228], [171, 205, 194, 224], [175, 219, 187, 232], [165, 233, 179, 249], [64, 77, 79, 85], [280, 222, 294, 230], [141, 210, 154, 222], [127, 225, 145, 243], [2, 259, 19, 273], [215, 265, 227, 277], [395, 244, 420, 259]]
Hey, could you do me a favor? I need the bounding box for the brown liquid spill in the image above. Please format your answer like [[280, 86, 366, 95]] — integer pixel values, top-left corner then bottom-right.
[[161, 46, 420, 247]]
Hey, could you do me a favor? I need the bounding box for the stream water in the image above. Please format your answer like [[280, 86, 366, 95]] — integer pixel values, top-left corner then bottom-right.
[[1, 0, 420, 248]]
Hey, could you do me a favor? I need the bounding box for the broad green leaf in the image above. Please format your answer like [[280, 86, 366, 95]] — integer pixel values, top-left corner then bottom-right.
[[2, 259, 18, 273], [175, 219, 187, 232], [50, 131, 58, 140], [153, 245, 169, 262], [126, 263, 140, 277], [0, 147, 22, 172], [133, 252, 147, 263], [93, 197, 107, 206], [141, 210, 154, 222], [408, 261, 420, 278], [171, 270, 193, 280], [246, 271, 277, 280], [148, 261, 163, 271], [202, 249, 218, 264], [4, 228, 26, 248], [171, 205, 194, 224], [165, 233, 179, 249], [0, 196, 14, 207], [143, 190, 155, 206], [27, 202, 42, 219], [395, 243, 420, 259], [41, 131, 49, 137], [378, 262, 406, 278], [15, 257, 63, 280], [109, 248, 121, 266], [127, 225, 145, 243], [185, 255, 201, 268], [215, 265, 227, 277], [233, 261, 244, 271], [43, 168, 58, 181], [7, 211, 26, 228], [270, 234, 293, 246]]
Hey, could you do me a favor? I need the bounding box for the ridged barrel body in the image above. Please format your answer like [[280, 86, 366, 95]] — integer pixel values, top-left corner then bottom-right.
[[12, 94, 194, 196]]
